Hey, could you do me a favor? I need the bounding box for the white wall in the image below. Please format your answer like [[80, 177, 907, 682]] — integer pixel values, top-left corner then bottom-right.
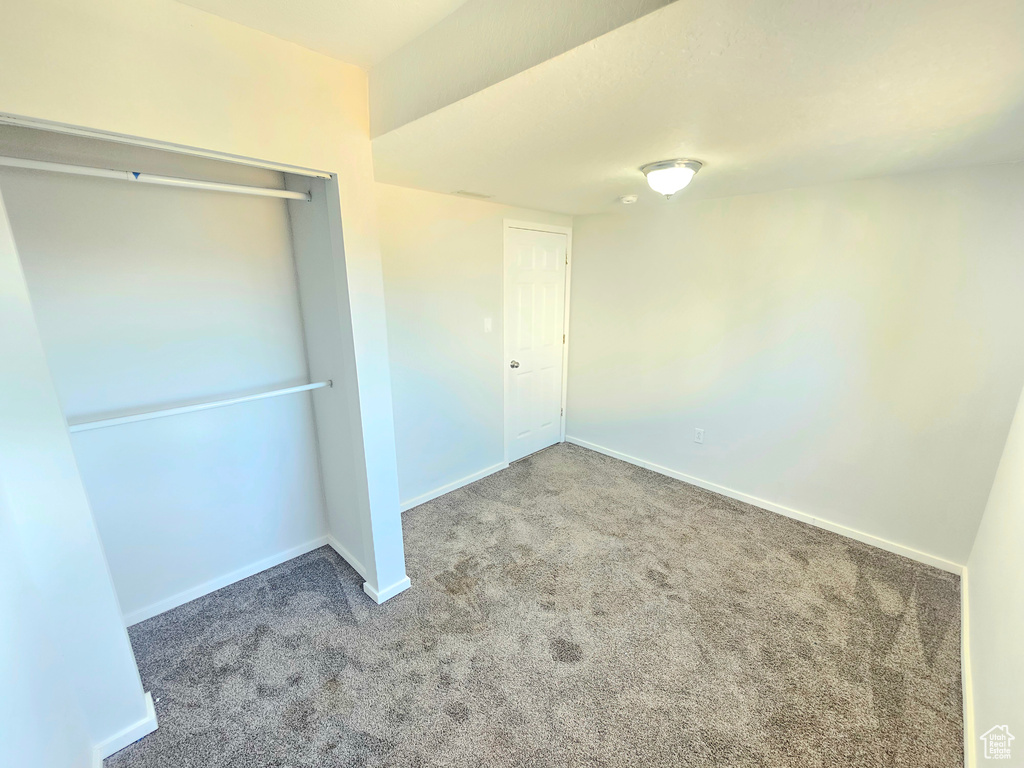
[[0, 189, 148, 762], [0, 480, 95, 768], [0, 154, 327, 623], [567, 162, 1024, 566], [966, 382, 1024, 764], [375, 183, 571, 506]]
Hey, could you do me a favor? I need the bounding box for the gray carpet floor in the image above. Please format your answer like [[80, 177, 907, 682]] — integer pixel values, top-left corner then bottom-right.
[[109, 443, 963, 768]]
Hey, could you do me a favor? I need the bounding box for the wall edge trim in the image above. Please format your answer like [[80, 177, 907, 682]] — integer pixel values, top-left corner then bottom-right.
[[565, 436, 965, 574], [400, 461, 509, 512], [92, 692, 158, 766], [326, 534, 370, 582], [123, 535, 330, 626], [961, 567, 976, 768], [362, 575, 412, 604]]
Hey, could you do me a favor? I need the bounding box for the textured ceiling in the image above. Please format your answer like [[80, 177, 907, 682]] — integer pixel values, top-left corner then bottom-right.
[[172, 0, 471, 68], [372, 0, 1024, 214], [369, 0, 673, 136]]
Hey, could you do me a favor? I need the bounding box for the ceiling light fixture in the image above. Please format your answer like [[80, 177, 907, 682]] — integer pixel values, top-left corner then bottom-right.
[[641, 159, 703, 198]]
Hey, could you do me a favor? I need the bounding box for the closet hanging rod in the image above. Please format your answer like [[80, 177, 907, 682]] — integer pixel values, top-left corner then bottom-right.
[[0, 156, 311, 201], [67, 381, 332, 434]]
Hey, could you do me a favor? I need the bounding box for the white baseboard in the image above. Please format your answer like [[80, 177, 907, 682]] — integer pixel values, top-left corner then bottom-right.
[[565, 436, 964, 574], [363, 575, 412, 604], [92, 692, 158, 767], [326, 534, 370, 582], [400, 461, 509, 512], [961, 568, 976, 768], [123, 535, 329, 626], [327, 535, 410, 604]]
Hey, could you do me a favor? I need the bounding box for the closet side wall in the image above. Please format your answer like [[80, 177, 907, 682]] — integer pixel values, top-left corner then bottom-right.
[[286, 175, 372, 575], [0, 490, 95, 768], [966, 383, 1024, 765], [0, 188, 149, 755], [287, 175, 410, 601], [0, 166, 327, 623]]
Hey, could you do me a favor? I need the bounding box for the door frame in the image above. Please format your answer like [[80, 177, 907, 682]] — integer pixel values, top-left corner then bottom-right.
[[502, 219, 573, 464]]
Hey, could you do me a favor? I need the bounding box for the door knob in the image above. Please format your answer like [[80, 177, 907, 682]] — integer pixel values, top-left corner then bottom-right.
[[510, 360, 520, 369]]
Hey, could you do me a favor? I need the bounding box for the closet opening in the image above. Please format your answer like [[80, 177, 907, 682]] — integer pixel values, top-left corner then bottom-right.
[[0, 121, 409, 626]]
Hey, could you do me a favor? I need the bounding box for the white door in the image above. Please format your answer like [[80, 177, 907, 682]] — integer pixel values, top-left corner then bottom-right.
[[504, 226, 568, 462]]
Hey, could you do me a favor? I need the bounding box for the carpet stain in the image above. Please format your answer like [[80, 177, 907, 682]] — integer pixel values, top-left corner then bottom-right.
[[108, 443, 962, 768], [550, 638, 584, 663], [444, 701, 471, 722], [435, 557, 479, 596], [645, 568, 670, 587]]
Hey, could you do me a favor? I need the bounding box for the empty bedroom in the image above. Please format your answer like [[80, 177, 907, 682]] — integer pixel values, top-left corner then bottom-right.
[[1, 1, 1021, 767]]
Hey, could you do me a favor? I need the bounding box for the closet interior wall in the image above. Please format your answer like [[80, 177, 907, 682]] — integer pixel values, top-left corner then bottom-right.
[[0, 125, 370, 623]]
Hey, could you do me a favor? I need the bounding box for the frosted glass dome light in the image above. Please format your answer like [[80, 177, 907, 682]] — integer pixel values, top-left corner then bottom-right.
[[641, 159, 703, 198]]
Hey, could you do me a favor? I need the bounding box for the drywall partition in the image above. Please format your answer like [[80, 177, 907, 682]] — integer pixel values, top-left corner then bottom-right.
[[566, 162, 1024, 568], [319, 172, 409, 603], [0, 136, 329, 624], [0, 188, 154, 762], [965, 383, 1024, 765], [375, 183, 571, 508], [288, 174, 409, 602], [286, 173, 370, 574]]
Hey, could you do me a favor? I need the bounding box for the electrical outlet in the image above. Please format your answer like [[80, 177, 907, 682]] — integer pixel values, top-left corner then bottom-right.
[[694, 428, 704, 444]]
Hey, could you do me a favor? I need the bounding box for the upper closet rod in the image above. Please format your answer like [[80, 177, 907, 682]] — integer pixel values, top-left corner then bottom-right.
[[0, 156, 311, 201], [67, 381, 332, 434]]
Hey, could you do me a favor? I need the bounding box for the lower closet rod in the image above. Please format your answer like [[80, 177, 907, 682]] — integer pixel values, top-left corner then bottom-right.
[[0, 156, 311, 201], [67, 381, 332, 433]]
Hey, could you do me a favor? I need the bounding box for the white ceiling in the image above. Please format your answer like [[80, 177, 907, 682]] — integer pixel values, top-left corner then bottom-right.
[[172, 0, 471, 68], [368, 0, 673, 136], [372, 0, 1024, 214]]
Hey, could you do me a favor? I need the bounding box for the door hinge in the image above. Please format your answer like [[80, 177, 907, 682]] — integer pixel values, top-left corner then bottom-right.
[[561, 407, 564, 416], [563, 334, 566, 344]]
